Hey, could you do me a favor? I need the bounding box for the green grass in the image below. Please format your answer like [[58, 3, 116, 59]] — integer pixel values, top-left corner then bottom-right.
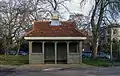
[[83, 58, 112, 67], [0, 55, 29, 65], [0, 55, 118, 67]]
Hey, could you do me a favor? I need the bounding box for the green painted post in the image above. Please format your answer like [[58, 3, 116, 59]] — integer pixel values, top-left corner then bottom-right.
[[67, 42, 70, 64], [79, 41, 82, 64], [42, 41, 45, 64], [55, 42, 57, 64], [29, 41, 33, 64]]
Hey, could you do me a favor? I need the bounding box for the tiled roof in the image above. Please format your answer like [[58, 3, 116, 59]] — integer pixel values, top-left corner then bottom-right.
[[25, 21, 86, 37]]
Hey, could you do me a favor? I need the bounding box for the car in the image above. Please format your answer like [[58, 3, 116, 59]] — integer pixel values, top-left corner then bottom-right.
[[97, 52, 111, 59], [82, 51, 111, 59], [9, 50, 16, 55], [19, 51, 28, 56], [0, 50, 5, 54], [82, 51, 92, 58]]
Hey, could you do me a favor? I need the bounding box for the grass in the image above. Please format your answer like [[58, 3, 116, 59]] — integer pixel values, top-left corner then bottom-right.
[[82, 58, 112, 67], [0, 54, 119, 67], [0, 54, 29, 65]]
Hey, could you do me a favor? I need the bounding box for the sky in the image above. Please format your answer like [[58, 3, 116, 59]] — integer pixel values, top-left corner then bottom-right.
[[0, 0, 93, 20], [68, 0, 91, 15], [0, 0, 93, 14], [62, 0, 94, 20]]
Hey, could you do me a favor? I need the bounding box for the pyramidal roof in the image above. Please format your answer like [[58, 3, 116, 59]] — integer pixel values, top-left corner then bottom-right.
[[24, 20, 86, 38]]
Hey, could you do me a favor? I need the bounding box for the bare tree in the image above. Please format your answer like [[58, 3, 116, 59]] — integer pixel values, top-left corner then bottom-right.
[[0, 0, 31, 56], [69, 13, 90, 29], [0, 0, 71, 56], [39, 0, 71, 19], [80, 0, 120, 58]]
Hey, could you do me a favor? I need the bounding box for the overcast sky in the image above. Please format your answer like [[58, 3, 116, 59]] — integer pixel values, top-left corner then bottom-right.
[[0, 0, 93, 15], [61, 0, 94, 20], [0, 0, 94, 20], [68, 0, 93, 15]]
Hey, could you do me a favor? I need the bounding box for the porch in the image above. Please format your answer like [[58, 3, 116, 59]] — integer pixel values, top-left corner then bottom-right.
[[29, 41, 83, 64]]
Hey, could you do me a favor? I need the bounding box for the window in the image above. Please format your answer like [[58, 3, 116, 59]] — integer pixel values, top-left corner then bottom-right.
[[107, 29, 110, 35], [107, 38, 110, 42], [32, 42, 42, 53], [113, 29, 117, 34], [69, 43, 78, 53], [112, 38, 117, 43]]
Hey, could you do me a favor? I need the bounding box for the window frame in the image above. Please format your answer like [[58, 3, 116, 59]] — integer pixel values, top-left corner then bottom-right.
[[32, 42, 42, 53]]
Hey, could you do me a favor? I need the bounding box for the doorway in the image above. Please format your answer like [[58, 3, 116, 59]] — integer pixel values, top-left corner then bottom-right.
[[57, 42, 67, 64], [44, 42, 55, 64]]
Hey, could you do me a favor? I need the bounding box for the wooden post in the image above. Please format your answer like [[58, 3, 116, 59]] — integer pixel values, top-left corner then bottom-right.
[[42, 41, 45, 64], [79, 41, 82, 63], [29, 41, 33, 63], [29, 41, 33, 54], [55, 41, 57, 64], [67, 42, 70, 64]]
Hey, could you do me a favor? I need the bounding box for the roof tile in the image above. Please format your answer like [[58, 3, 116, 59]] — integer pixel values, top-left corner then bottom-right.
[[25, 21, 86, 37]]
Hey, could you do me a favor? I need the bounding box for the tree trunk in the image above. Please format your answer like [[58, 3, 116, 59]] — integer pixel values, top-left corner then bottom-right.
[[4, 38, 7, 61], [92, 38, 99, 59], [15, 41, 21, 56], [4, 50, 7, 60], [92, 30, 99, 59]]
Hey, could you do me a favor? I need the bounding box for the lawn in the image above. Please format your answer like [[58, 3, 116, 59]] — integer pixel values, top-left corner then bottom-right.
[[0, 55, 29, 65], [0, 55, 119, 66], [83, 58, 112, 67]]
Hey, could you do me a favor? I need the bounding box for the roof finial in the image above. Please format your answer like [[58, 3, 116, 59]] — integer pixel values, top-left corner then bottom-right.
[[52, 11, 59, 20], [50, 11, 61, 26]]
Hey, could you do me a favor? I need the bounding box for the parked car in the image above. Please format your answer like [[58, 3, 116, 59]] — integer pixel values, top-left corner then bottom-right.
[[82, 51, 111, 59], [9, 50, 16, 55], [97, 52, 111, 59], [0, 50, 5, 54], [82, 51, 92, 58], [19, 51, 28, 56]]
